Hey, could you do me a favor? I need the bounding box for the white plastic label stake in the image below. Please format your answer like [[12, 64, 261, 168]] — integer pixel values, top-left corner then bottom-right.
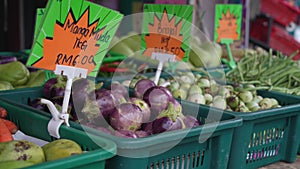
[[41, 98, 67, 138], [151, 52, 175, 85], [42, 65, 87, 138]]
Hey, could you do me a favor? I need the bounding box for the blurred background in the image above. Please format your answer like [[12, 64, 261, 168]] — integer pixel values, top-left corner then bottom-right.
[[1, 0, 300, 61]]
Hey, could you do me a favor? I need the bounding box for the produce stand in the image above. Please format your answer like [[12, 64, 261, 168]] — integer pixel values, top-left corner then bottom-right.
[[0, 97, 117, 169], [0, 87, 243, 169], [226, 90, 300, 169], [1, 0, 300, 168]]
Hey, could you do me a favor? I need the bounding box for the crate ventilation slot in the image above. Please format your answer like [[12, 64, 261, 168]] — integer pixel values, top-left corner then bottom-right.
[[246, 127, 284, 163], [148, 150, 206, 169]]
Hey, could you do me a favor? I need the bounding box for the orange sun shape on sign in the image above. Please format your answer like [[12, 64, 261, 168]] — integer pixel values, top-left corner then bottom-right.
[[216, 9, 239, 42], [33, 8, 105, 74], [144, 9, 185, 60]]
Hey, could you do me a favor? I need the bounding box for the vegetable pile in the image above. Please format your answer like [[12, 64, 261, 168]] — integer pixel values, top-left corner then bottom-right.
[[80, 80, 200, 138], [226, 48, 300, 95], [29, 76, 200, 138], [0, 60, 46, 91], [0, 106, 83, 169], [120, 71, 281, 112]]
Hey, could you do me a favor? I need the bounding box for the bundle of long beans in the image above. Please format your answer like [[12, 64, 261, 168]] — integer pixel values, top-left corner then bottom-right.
[[226, 48, 300, 95]]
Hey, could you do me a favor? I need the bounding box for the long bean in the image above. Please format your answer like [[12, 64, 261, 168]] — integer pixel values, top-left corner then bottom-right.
[[226, 48, 300, 95]]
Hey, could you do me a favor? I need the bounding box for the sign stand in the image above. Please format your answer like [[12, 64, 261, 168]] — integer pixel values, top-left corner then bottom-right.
[[151, 52, 175, 85], [42, 65, 87, 138], [220, 38, 237, 69]]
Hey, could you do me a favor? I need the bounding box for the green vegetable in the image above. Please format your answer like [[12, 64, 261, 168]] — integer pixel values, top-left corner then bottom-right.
[[238, 91, 253, 103], [197, 78, 210, 88], [172, 88, 187, 100], [259, 98, 273, 109], [0, 81, 14, 91], [187, 93, 205, 104], [212, 96, 227, 110], [226, 48, 300, 95], [188, 84, 202, 96], [24, 70, 46, 87], [0, 61, 30, 86], [204, 93, 213, 104], [226, 95, 240, 109]]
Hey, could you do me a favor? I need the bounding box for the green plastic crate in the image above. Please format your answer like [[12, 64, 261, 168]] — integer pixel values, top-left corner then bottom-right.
[[0, 87, 242, 169], [0, 98, 117, 169], [0, 51, 29, 64], [225, 90, 300, 169], [268, 92, 300, 156], [96, 66, 230, 86]]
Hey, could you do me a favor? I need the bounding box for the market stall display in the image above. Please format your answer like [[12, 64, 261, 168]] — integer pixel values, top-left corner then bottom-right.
[[0, 0, 300, 168], [0, 85, 242, 169], [0, 98, 116, 169]]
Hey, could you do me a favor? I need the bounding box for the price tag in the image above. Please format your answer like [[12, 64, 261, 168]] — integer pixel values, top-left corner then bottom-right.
[[27, 0, 123, 77], [155, 0, 188, 4], [141, 4, 193, 62], [214, 4, 242, 42]]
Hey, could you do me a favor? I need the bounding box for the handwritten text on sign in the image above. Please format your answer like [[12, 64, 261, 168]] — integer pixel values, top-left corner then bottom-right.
[[143, 9, 185, 60], [214, 5, 242, 42], [33, 8, 108, 73]]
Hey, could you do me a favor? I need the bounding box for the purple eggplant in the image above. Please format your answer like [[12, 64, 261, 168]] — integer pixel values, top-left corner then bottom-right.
[[114, 129, 138, 138], [28, 98, 48, 112], [135, 130, 149, 138], [71, 78, 96, 113], [43, 76, 67, 99], [114, 129, 149, 138], [111, 92, 127, 105], [83, 122, 114, 135], [173, 99, 182, 113], [130, 97, 151, 123], [109, 83, 128, 99], [183, 115, 200, 128], [141, 122, 153, 135], [134, 79, 156, 99], [110, 103, 143, 131], [143, 86, 174, 116], [151, 102, 185, 134], [86, 88, 118, 121], [0, 56, 17, 64], [152, 116, 183, 134], [159, 87, 175, 103], [43, 78, 58, 98]]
